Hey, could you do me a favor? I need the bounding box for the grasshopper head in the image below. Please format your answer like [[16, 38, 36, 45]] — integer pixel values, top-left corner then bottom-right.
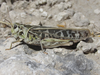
[[0, 19, 19, 34], [12, 23, 26, 34], [11, 23, 21, 34]]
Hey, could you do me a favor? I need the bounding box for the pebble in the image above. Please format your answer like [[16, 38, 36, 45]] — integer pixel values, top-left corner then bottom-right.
[[37, 0, 47, 5], [29, 8, 35, 13], [56, 2, 64, 11], [53, 12, 69, 21], [47, 0, 65, 7], [39, 8, 43, 12], [94, 9, 100, 14], [47, 14, 52, 19], [65, 0, 69, 3], [32, 10, 40, 17], [15, 1, 29, 9], [97, 50, 100, 54], [53, 48, 63, 53], [65, 9, 75, 18], [54, 2, 72, 11], [77, 41, 98, 54], [73, 13, 90, 27], [9, 10, 17, 22], [64, 2, 72, 9], [41, 11, 48, 17], [20, 12, 26, 18], [30, 20, 40, 25], [0, 2, 8, 13], [53, 9, 74, 21], [47, 0, 57, 6]]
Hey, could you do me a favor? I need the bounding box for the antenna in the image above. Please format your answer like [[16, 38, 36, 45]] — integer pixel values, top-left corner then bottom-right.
[[0, 5, 13, 28], [0, 20, 11, 28], [4, 18, 13, 27]]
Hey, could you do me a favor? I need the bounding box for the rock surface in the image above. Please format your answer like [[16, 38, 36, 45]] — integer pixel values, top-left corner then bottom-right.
[[0, 38, 97, 75], [0, 0, 100, 75]]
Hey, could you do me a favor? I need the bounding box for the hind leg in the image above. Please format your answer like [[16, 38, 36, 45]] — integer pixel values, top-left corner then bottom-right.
[[6, 39, 22, 50]]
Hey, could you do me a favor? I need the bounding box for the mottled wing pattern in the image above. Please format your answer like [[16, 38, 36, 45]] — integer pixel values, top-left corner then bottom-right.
[[29, 27, 91, 41]]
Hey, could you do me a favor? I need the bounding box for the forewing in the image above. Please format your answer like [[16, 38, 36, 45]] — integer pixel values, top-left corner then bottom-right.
[[29, 27, 91, 41]]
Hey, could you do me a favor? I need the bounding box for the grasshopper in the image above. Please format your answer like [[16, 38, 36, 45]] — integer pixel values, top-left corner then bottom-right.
[[0, 20, 91, 52]]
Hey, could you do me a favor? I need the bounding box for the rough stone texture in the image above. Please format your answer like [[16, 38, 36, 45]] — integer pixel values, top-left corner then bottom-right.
[[0, 2, 8, 13], [0, 39, 96, 75], [72, 12, 90, 27], [94, 9, 100, 14], [72, 0, 100, 31], [77, 37, 100, 54], [0, 0, 100, 75]]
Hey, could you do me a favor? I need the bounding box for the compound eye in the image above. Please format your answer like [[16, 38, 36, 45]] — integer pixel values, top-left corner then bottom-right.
[[14, 24, 17, 29]]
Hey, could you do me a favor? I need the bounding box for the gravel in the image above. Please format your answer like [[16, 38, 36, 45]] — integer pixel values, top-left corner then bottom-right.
[[0, 0, 100, 75]]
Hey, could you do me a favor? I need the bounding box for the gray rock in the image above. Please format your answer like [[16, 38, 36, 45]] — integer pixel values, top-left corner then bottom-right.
[[0, 2, 8, 13], [94, 9, 100, 14], [0, 37, 99, 75], [54, 54, 93, 75], [53, 12, 69, 21], [13, 1, 29, 9], [73, 13, 90, 27], [0, 46, 94, 75], [32, 10, 40, 17], [20, 12, 26, 18], [0, 39, 5, 45], [47, 0, 57, 6], [41, 11, 48, 17], [39, 8, 43, 12], [53, 9, 74, 21], [51, 2, 72, 11], [47, 14, 52, 19], [29, 8, 35, 14], [28, 1, 36, 9], [65, 9, 75, 18], [97, 50, 100, 54], [47, 0, 65, 6], [0, 55, 33, 75], [77, 41, 97, 54], [9, 10, 17, 23], [37, 0, 47, 5], [0, 53, 4, 63], [30, 20, 41, 25], [64, 2, 72, 9], [55, 2, 65, 11]]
